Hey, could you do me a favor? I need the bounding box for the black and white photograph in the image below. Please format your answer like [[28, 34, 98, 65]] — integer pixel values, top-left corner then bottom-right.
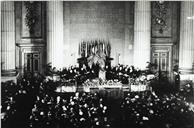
[[1, 1, 194, 128]]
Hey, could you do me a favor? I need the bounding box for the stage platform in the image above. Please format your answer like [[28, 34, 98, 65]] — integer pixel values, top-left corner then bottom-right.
[[55, 84, 151, 99], [55, 84, 151, 93]]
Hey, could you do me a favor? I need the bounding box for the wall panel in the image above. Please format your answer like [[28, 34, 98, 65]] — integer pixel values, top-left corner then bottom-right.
[[63, 1, 134, 66]]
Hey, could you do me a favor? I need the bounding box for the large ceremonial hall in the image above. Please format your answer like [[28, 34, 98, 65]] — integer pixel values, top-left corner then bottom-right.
[[1, 1, 194, 128]]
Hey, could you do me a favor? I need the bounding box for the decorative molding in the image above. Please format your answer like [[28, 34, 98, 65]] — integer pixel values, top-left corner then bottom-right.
[[15, 2, 46, 44], [151, 43, 173, 46], [151, 1, 172, 38], [17, 43, 45, 47], [151, 38, 174, 43], [22, 1, 44, 38], [152, 1, 168, 34], [16, 38, 45, 44], [24, 2, 39, 34]]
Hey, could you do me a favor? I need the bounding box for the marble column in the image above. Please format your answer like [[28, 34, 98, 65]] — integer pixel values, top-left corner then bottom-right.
[[47, 1, 64, 69], [1, 2, 16, 76], [179, 1, 194, 74], [133, 1, 151, 70]]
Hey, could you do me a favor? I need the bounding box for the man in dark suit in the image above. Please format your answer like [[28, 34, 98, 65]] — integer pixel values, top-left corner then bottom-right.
[[174, 71, 180, 91]]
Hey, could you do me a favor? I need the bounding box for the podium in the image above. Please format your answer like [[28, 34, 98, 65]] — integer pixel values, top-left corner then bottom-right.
[[99, 70, 106, 80]]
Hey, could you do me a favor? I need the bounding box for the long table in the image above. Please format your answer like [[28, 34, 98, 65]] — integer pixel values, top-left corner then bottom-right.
[[56, 84, 151, 93], [55, 84, 151, 99]]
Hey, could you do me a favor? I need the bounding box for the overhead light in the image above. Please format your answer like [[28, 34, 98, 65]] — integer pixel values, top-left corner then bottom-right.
[[128, 44, 133, 50], [187, 16, 194, 20]]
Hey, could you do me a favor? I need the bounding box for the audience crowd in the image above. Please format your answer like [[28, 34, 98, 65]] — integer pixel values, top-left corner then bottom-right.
[[29, 92, 110, 128], [1, 81, 17, 128], [121, 90, 194, 128], [1, 68, 194, 128], [1, 75, 111, 128]]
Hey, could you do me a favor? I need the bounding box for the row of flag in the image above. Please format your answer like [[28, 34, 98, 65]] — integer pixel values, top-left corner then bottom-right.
[[78, 39, 111, 58]]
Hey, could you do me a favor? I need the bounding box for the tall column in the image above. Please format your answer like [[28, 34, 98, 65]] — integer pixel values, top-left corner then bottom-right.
[[179, 1, 194, 74], [47, 1, 64, 69], [133, 1, 151, 70], [63, 2, 71, 67], [1, 2, 16, 76]]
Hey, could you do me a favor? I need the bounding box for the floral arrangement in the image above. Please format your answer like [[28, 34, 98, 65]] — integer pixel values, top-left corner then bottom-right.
[[87, 51, 106, 69], [129, 74, 156, 85], [82, 79, 122, 87], [43, 63, 158, 88]]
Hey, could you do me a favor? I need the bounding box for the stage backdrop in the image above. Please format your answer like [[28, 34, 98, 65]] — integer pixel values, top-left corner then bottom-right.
[[63, 1, 134, 66]]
